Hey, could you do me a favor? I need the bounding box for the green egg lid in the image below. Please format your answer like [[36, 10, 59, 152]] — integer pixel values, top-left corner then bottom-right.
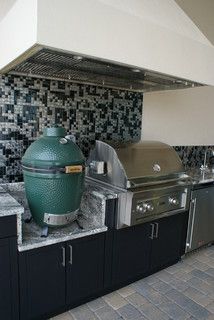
[[43, 125, 66, 137]]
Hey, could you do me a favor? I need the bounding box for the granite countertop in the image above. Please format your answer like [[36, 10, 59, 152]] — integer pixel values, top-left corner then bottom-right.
[[187, 168, 214, 186], [0, 185, 24, 245], [3, 168, 213, 252], [1, 180, 119, 252], [0, 185, 24, 216]]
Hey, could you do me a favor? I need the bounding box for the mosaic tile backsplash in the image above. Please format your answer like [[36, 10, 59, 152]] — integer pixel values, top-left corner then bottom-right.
[[0, 74, 143, 182], [0, 74, 213, 183], [174, 145, 214, 171]]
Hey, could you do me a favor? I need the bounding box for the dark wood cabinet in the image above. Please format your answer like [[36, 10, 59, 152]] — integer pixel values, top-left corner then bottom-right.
[[66, 234, 105, 304], [18, 212, 188, 320], [0, 215, 17, 239], [111, 212, 188, 287], [19, 243, 66, 320], [0, 217, 19, 320], [0, 237, 19, 320], [150, 213, 188, 271], [0, 239, 12, 319], [112, 223, 151, 285], [19, 233, 105, 320]]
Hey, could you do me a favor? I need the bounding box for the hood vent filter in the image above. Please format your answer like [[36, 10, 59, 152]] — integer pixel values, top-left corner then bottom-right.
[[9, 48, 203, 92]]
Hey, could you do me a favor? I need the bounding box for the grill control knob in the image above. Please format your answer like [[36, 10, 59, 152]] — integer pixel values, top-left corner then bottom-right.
[[169, 197, 179, 205], [136, 202, 154, 214], [136, 204, 144, 213], [143, 203, 154, 212]]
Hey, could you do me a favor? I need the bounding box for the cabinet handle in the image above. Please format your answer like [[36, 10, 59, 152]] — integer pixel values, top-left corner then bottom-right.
[[62, 246, 66, 267], [150, 223, 155, 239], [189, 198, 197, 249], [69, 245, 73, 265], [155, 222, 159, 238]]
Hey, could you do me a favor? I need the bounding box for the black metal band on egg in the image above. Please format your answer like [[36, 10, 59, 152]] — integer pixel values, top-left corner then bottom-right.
[[22, 164, 84, 174]]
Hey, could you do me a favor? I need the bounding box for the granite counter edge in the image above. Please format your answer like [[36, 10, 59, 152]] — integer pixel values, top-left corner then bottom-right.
[[18, 225, 108, 252]]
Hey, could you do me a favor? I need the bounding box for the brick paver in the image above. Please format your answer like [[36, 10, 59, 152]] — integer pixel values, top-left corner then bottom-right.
[[52, 245, 214, 320]]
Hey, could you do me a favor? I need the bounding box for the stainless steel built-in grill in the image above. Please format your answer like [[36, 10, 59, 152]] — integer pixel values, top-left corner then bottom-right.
[[87, 141, 190, 229]]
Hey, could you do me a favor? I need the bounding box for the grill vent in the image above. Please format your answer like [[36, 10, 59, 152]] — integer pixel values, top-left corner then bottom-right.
[[9, 48, 203, 92]]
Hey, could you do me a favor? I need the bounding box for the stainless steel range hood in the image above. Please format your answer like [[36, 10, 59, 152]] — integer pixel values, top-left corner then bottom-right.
[[0, 0, 214, 91], [6, 47, 203, 92]]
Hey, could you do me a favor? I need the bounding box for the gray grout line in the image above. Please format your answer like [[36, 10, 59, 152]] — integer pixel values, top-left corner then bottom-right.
[[54, 245, 214, 320]]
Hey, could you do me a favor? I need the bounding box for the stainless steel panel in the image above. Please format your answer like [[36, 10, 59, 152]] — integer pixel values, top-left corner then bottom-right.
[[186, 186, 214, 252], [110, 141, 184, 179], [87, 140, 190, 230], [44, 210, 78, 226], [116, 191, 133, 228], [87, 140, 128, 189], [89, 161, 106, 174], [129, 187, 188, 227], [116, 185, 190, 229], [87, 140, 185, 189], [5, 47, 203, 93]]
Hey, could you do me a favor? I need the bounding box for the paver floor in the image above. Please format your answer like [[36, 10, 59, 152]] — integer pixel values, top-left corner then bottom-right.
[[51, 245, 214, 320]]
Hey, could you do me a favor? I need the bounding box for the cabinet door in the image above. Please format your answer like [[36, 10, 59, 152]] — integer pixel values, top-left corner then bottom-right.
[[112, 223, 151, 286], [19, 243, 66, 320], [150, 213, 187, 271], [188, 187, 214, 251], [66, 233, 105, 305], [0, 238, 19, 320]]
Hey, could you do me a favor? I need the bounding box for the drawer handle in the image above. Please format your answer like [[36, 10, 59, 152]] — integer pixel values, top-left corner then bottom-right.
[[69, 245, 73, 265], [150, 223, 155, 240], [62, 246, 66, 267], [189, 198, 197, 249], [155, 222, 159, 238]]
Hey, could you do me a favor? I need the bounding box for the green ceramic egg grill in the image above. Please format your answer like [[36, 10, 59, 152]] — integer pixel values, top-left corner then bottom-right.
[[22, 126, 85, 228]]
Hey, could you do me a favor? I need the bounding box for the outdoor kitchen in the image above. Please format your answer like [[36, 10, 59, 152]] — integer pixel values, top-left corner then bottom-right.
[[0, 1, 214, 320]]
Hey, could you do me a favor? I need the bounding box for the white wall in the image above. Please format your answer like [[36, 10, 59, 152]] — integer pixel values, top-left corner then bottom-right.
[[143, 86, 214, 146], [0, 0, 214, 85], [99, 0, 211, 45], [0, 0, 37, 70], [36, 0, 214, 85], [0, 0, 16, 22], [143, 0, 214, 146]]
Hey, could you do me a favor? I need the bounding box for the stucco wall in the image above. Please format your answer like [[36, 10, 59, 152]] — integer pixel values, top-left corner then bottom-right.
[[142, 0, 214, 146]]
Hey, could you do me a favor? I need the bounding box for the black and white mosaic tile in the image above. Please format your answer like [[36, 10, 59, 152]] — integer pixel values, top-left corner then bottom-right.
[[0, 74, 143, 182], [174, 145, 214, 170], [1, 74, 213, 183]]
